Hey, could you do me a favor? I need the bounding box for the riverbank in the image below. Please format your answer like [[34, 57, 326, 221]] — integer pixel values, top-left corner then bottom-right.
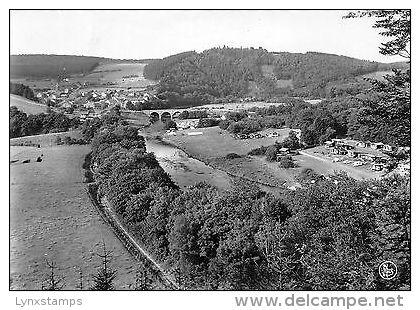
[[143, 132, 287, 196]]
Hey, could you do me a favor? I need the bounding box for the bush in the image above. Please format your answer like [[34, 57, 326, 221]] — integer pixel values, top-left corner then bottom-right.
[[163, 120, 177, 130], [84, 170, 94, 183], [248, 146, 268, 156], [55, 136, 63, 145], [265, 145, 278, 162], [63, 136, 72, 145], [297, 168, 323, 183], [225, 153, 242, 160], [197, 118, 219, 128], [218, 120, 231, 130], [278, 156, 297, 168]]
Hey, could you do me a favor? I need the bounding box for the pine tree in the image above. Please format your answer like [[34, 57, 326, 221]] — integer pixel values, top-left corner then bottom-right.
[[41, 259, 65, 290], [130, 265, 153, 290], [90, 242, 117, 290]]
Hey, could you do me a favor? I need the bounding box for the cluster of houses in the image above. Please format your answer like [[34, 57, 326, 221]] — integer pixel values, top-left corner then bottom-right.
[[324, 138, 409, 172], [35, 82, 158, 120], [78, 110, 102, 122]]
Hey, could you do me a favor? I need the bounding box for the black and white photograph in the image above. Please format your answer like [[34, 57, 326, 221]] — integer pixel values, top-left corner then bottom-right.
[[7, 6, 414, 308]]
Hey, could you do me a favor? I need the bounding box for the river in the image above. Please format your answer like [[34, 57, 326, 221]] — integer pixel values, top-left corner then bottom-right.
[[143, 136, 284, 196], [144, 137, 233, 191]]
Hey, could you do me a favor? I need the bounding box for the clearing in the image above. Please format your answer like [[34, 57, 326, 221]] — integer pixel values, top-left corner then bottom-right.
[[163, 126, 290, 159], [162, 127, 381, 189], [10, 95, 47, 115], [69, 62, 157, 90]]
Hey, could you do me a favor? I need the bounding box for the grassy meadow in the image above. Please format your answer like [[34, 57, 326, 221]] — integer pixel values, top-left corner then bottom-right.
[[10, 143, 143, 290]]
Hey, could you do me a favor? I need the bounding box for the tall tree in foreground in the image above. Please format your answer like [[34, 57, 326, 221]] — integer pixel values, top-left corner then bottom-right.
[[344, 10, 410, 146], [90, 242, 117, 290], [344, 10, 410, 59]]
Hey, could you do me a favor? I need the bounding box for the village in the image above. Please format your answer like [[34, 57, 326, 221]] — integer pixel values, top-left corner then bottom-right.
[[33, 80, 158, 122]]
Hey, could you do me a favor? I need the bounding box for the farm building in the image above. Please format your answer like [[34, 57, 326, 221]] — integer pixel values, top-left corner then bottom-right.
[[330, 146, 347, 155], [347, 150, 360, 158], [277, 147, 290, 156], [187, 132, 203, 136], [324, 141, 334, 148], [357, 141, 369, 148], [370, 142, 384, 150], [341, 143, 355, 150], [371, 163, 384, 171], [383, 144, 396, 152]]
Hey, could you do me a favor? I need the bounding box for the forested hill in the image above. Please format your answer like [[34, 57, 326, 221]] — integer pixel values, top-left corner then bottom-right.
[[10, 54, 156, 79], [144, 47, 407, 104], [10, 55, 111, 78]]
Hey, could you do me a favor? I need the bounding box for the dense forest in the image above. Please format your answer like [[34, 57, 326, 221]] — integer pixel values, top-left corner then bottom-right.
[[144, 47, 406, 106], [10, 55, 108, 79], [85, 115, 410, 290], [9, 106, 79, 138], [216, 75, 410, 148], [10, 82, 38, 101]]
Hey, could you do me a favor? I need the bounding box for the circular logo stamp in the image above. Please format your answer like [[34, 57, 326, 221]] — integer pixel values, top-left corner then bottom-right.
[[379, 261, 398, 280]]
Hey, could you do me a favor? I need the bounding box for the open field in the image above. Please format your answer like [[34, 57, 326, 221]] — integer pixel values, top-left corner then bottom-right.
[[211, 150, 382, 191], [11, 62, 157, 91], [211, 156, 290, 187], [10, 78, 58, 90], [196, 101, 288, 112], [161, 127, 381, 190], [296, 152, 382, 180], [260, 64, 293, 89], [163, 126, 290, 159], [10, 130, 82, 147], [69, 63, 157, 90], [10, 144, 143, 290], [358, 70, 393, 82], [10, 95, 47, 115]]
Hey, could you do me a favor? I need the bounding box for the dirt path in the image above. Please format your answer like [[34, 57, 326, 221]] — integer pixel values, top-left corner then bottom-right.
[[101, 198, 178, 289], [298, 150, 381, 180]]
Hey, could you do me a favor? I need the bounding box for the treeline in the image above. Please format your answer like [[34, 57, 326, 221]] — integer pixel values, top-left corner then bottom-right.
[[9, 106, 79, 138], [87, 118, 409, 290], [178, 110, 208, 119], [221, 70, 410, 147], [10, 82, 38, 101], [143, 51, 197, 80], [272, 51, 382, 97], [10, 55, 106, 78], [143, 47, 405, 106]]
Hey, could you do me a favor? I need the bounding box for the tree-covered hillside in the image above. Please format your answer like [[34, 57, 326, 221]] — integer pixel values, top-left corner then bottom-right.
[[10, 55, 110, 79], [144, 47, 406, 105]]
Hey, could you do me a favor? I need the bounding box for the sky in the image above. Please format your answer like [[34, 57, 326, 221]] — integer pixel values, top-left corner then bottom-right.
[[10, 10, 405, 63]]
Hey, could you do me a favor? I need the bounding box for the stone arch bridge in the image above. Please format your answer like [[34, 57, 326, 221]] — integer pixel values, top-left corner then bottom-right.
[[124, 108, 210, 122]]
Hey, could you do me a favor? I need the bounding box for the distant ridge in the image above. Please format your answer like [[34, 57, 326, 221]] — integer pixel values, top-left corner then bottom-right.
[[10, 54, 158, 78], [143, 46, 409, 102]]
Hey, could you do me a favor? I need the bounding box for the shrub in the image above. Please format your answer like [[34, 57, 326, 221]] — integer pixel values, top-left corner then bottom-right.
[[218, 120, 231, 130], [265, 145, 278, 162], [197, 118, 219, 128], [278, 156, 297, 168], [225, 153, 242, 160], [248, 146, 268, 156], [163, 120, 177, 130]]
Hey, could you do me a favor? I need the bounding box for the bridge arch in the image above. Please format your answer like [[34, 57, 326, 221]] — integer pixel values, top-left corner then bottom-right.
[[150, 111, 160, 123], [172, 111, 181, 119], [161, 111, 172, 122]]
